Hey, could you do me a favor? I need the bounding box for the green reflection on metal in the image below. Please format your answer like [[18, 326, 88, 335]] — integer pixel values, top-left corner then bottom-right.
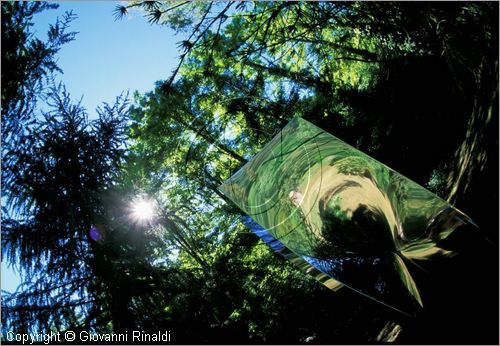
[[219, 118, 475, 314]]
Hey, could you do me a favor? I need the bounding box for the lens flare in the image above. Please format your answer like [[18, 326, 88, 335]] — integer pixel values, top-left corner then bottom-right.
[[89, 226, 103, 242]]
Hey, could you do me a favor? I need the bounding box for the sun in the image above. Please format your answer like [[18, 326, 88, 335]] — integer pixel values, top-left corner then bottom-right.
[[130, 197, 156, 223]]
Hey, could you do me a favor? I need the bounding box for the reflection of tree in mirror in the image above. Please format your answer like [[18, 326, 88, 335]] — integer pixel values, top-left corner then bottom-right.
[[335, 156, 372, 178], [317, 199, 395, 257]]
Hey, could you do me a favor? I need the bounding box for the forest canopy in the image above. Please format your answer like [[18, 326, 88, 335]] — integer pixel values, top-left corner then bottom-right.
[[1, 1, 498, 344]]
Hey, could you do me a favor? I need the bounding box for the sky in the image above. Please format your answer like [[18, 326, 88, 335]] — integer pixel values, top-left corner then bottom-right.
[[1, 1, 184, 293], [34, 1, 183, 113]]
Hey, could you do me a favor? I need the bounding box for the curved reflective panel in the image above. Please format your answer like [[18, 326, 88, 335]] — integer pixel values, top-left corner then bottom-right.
[[220, 118, 476, 315]]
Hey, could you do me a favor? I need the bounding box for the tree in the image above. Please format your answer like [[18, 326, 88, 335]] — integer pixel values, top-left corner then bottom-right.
[[1, 1, 76, 146], [120, 1, 498, 343], [2, 1, 497, 343], [120, 1, 497, 194], [1, 85, 130, 333]]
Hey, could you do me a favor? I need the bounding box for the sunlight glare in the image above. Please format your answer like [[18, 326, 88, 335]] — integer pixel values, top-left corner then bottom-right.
[[131, 197, 156, 223]]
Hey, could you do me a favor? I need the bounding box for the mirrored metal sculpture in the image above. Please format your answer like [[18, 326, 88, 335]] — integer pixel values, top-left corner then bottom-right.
[[219, 118, 476, 315]]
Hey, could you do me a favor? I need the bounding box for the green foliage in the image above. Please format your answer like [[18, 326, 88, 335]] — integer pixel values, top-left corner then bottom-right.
[[2, 1, 497, 343], [120, 1, 497, 342], [1, 1, 76, 145]]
